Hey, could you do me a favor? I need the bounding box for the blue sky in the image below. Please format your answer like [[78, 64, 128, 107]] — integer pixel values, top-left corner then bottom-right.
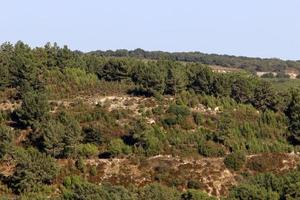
[[1, 0, 300, 60]]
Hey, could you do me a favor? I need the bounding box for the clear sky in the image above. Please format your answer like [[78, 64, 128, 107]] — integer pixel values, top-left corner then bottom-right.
[[1, 0, 300, 60]]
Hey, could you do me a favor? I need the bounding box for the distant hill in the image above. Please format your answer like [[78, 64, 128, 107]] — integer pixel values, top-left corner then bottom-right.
[[90, 48, 300, 73]]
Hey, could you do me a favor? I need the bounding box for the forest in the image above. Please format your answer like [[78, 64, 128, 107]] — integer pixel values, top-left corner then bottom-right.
[[0, 41, 300, 199], [91, 48, 300, 73]]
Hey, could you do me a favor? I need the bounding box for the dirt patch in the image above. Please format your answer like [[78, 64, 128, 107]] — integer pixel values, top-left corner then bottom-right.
[[0, 101, 20, 112]]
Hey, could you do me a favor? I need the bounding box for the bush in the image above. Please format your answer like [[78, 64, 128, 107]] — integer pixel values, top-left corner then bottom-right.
[[107, 138, 132, 157], [0, 124, 13, 159], [76, 143, 98, 158], [139, 183, 180, 200], [246, 154, 286, 172], [228, 184, 279, 200], [10, 148, 59, 193], [75, 157, 86, 172], [167, 104, 190, 117], [224, 152, 246, 171], [181, 189, 216, 200], [62, 176, 135, 200], [15, 89, 49, 127], [198, 141, 226, 157]]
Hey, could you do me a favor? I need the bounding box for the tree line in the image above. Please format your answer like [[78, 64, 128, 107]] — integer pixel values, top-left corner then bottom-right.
[[91, 48, 300, 73]]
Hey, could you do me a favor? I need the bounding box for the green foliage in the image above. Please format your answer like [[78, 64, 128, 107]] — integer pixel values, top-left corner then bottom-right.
[[46, 67, 100, 98], [212, 73, 232, 97], [285, 89, 300, 144], [228, 184, 280, 200], [37, 119, 66, 157], [64, 67, 98, 87], [139, 183, 180, 200], [213, 104, 291, 154], [163, 104, 192, 128], [167, 104, 191, 117], [133, 126, 166, 156], [108, 138, 132, 157], [1, 41, 300, 199], [10, 41, 40, 90], [10, 148, 59, 193], [36, 112, 83, 158], [181, 189, 216, 200], [58, 112, 83, 157], [0, 43, 13, 90], [224, 152, 246, 171], [228, 170, 300, 200], [164, 62, 188, 95], [230, 76, 255, 104], [198, 140, 226, 157], [15, 88, 49, 127], [99, 58, 132, 82], [188, 64, 214, 95], [62, 176, 135, 200], [96, 48, 299, 73], [132, 61, 166, 96], [0, 124, 13, 159], [76, 144, 98, 158], [252, 81, 278, 111]]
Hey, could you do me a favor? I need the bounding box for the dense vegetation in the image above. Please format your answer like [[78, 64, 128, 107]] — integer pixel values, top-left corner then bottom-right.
[[0, 41, 300, 199], [91, 48, 300, 73]]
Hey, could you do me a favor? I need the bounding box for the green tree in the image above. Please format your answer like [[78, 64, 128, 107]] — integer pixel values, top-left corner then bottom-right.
[[188, 64, 214, 95], [231, 76, 255, 104], [132, 61, 166, 96], [10, 41, 40, 90], [285, 90, 300, 144], [164, 62, 187, 95], [10, 148, 59, 193], [251, 81, 278, 111], [38, 119, 65, 157], [0, 43, 14, 89], [15, 88, 49, 127], [0, 124, 14, 159], [212, 74, 232, 97], [99, 58, 132, 82], [58, 112, 83, 157]]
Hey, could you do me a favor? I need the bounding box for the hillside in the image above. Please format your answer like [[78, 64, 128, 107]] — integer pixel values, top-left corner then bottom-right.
[[0, 41, 300, 199]]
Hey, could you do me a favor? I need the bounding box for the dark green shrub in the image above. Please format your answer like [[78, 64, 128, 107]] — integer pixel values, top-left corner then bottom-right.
[[76, 144, 98, 158], [139, 183, 180, 200], [181, 189, 216, 200], [167, 104, 190, 117], [198, 141, 226, 157], [10, 148, 59, 193], [224, 152, 246, 171], [228, 184, 279, 200], [0, 124, 13, 159]]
